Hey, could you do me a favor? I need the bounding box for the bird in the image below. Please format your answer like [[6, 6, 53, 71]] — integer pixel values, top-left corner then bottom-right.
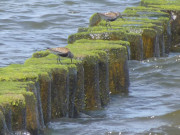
[[97, 12, 124, 28], [47, 47, 74, 64]]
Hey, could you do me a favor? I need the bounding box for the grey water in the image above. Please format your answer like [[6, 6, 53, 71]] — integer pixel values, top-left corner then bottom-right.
[[1, 0, 180, 135]]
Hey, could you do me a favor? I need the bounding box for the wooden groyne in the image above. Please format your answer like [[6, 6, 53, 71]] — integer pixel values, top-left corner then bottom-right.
[[0, 0, 180, 134]]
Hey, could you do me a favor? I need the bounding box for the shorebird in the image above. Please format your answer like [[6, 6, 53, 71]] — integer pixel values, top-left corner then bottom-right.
[[97, 12, 124, 28], [47, 47, 74, 64]]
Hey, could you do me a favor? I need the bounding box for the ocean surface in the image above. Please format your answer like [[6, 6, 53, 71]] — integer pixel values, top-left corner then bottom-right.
[[1, 0, 180, 135]]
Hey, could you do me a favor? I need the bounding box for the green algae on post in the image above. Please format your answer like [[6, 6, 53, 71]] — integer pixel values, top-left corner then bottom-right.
[[141, 0, 180, 7], [68, 30, 128, 44], [67, 40, 129, 95], [89, 13, 101, 27], [0, 81, 37, 134]]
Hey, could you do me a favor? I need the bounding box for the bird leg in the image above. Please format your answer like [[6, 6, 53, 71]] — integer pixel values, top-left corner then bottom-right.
[[120, 15, 125, 21], [57, 57, 59, 64], [106, 21, 108, 29], [57, 56, 62, 64], [59, 56, 62, 64], [71, 58, 72, 63], [106, 21, 112, 30], [108, 22, 112, 29]]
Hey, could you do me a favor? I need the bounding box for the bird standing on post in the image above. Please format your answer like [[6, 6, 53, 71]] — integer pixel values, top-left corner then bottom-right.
[[47, 47, 74, 64], [97, 12, 124, 28]]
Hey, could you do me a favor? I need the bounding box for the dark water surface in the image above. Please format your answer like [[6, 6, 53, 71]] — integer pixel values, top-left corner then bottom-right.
[[1, 0, 180, 135]]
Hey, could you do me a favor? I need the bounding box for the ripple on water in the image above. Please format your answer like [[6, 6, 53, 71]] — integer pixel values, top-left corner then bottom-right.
[[18, 20, 52, 29]]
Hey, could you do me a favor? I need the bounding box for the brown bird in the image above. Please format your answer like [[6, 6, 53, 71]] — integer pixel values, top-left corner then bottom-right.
[[97, 12, 124, 28], [47, 47, 74, 64]]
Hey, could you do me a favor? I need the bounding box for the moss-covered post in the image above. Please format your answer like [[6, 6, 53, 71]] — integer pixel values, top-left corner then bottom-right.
[[0, 111, 9, 135], [98, 52, 110, 107], [25, 92, 41, 134], [163, 21, 172, 54], [68, 31, 127, 44], [127, 34, 144, 60], [142, 29, 160, 58], [109, 47, 129, 94], [51, 68, 69, 118], [38, 73, 52, 124], [83, 56, 101, 110], [89, 13, 101, 27], [68, 67, 77, 118], [4, 107, 12, 132], [159, 34, 166, 57], [171, 11, 180, 46], [74, 63, 85, 116], [34, 82, 45, 132], [11, 102, 26, 131]]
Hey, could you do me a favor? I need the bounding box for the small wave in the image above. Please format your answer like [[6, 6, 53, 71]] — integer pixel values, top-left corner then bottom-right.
[[0, 43, 5, 46], [19, 20, 51, 29], [64, 1, 78, 5]]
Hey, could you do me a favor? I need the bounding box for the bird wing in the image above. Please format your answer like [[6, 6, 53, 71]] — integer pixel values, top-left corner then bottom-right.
[[98, 12, 116, 20], [49, 47, 69, 55], [55, 47, 69, 53]]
